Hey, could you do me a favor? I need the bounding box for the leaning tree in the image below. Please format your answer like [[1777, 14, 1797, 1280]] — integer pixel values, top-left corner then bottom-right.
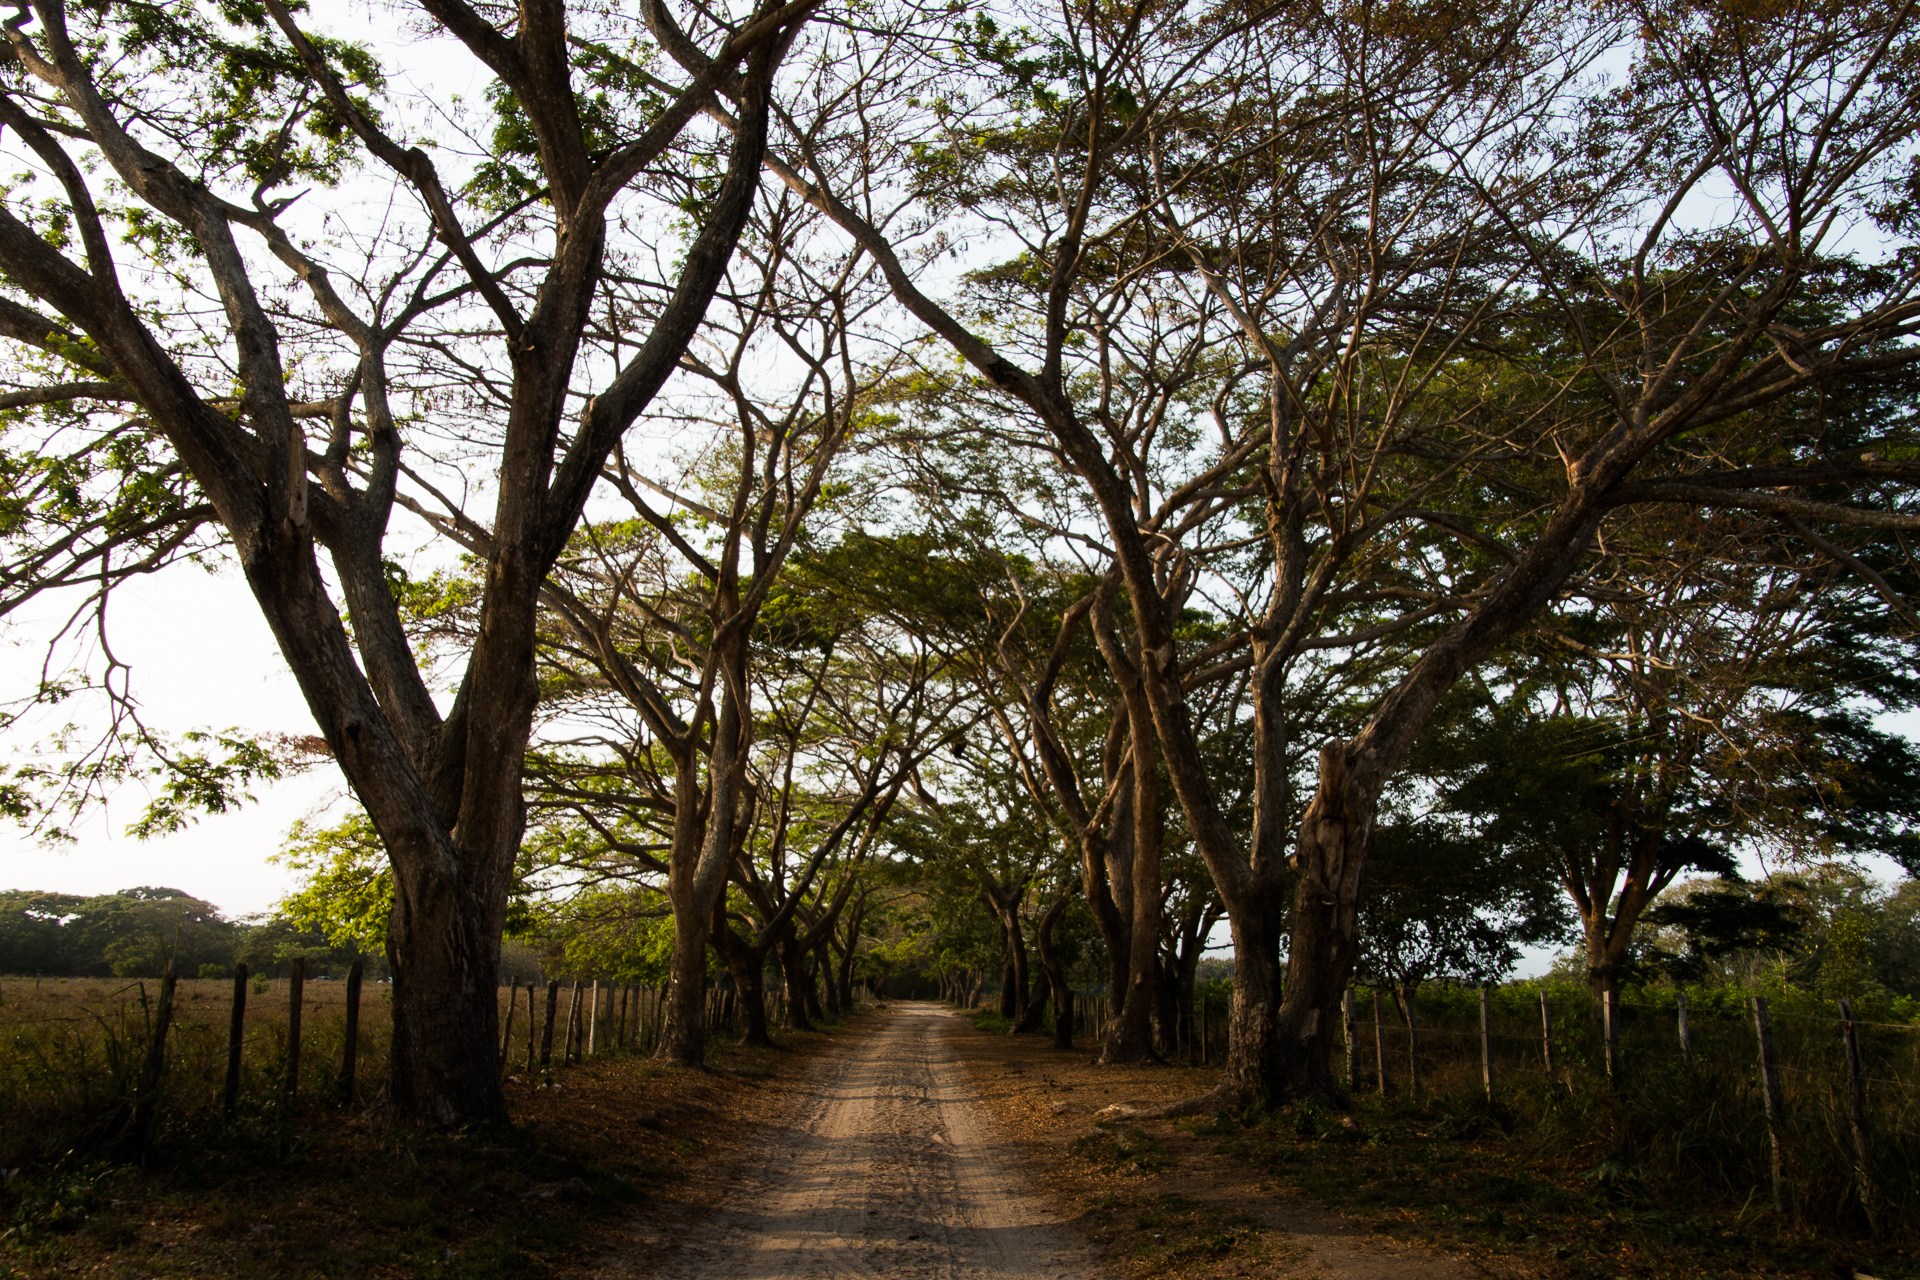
[[0, 0, 814, 1123], [682, 0, 1920, 1104]]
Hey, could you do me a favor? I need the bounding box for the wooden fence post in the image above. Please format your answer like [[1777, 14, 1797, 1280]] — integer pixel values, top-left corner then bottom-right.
[[224, 962, 249, 1119], [540, 979, 560, 1068], [1403, 985, 1421, 1096], [285, 958, 306, 1111], [499, 973, 516, 1066], [1603, 988, 1620, 1086], [587, 979, 599, 1056], [563, 981, 583, 1063], [1838, 998, 1877, 1234], [1373, 989, 1389, 1093], [523, 983, 536, 1074], [617, 984, 630, 1049], [1540, 990, 1555, 1082], [129, 960, 178, 1153], [1480, 986, 1496, 1098], [1198, 990, 1208, 1066], [498, 973, 517, 1069], [1342, 988, 1357, 1089], [340, 959, 363, 1104], [1751, 995, 1786, 1212], [1677, 992, 1693, 1065]]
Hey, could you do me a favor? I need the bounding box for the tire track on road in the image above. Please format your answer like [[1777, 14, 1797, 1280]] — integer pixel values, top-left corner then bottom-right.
[[648, 1004, 1106, 1280]]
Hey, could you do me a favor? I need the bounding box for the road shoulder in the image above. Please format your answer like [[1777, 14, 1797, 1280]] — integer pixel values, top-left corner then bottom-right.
[[563, 1017, 860, 1278], [943, 1011, 1490, 1280]]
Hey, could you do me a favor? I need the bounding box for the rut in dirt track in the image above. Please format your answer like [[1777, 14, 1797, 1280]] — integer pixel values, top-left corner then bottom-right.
[[653, 1003, 1105, 1280]]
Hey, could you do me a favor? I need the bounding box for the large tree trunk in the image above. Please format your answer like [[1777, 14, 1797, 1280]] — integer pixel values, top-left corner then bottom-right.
[[980, 878, 1035, 1026], [1221, 902, 1287, 1104], [1171, 906, 1209, 1060], [385, 866, 504, 1123], [1032, 892, 1076, 1050], [1152, 953, 1179, 1056], [832, 896, 864, 1010], [1081, 713, 1137, 1033], [1266, 747, 1376, 1102], [1010, 918, 1046, 1034], [658, 908, 711, 1065], [803, 951, 826, 1020], [658, 675, 748, 1065], [779, 932, 816, 1031], [735, 962, 773, 1047], [709, 903, 775, 1048], [1102, 687, 1160, 1064], [1580, 896, 1630, 1000], [816, 939, 841, 1017]]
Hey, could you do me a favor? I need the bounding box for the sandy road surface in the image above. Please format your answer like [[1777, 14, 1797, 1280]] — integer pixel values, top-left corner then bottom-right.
[[648, 1004, 1106, 1280]]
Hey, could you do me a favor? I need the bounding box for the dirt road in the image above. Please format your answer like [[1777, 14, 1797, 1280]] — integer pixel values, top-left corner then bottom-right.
[[647, 1003, 1106, 1280]]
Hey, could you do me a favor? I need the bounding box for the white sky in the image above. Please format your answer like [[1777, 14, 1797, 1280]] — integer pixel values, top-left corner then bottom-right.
[[0, 559, 352, 916]]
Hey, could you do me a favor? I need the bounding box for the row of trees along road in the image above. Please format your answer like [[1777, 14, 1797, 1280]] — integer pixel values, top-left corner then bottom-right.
[[2, 0, 1919, 1125]]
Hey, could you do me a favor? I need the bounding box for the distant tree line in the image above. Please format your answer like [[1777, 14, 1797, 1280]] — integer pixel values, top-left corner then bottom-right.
[[0, 886, 380, 981]]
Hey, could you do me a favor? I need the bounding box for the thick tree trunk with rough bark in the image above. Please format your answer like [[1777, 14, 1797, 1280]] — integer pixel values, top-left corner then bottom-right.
[[1032, 892, 1075, 1049], [710, 902, 775, 1048], [779, 932, 817, 1031], [1152, 955, 1178, 1056], [817, 940, 841, 1017], [1264, 746, 1374, 1101], [1010, 922, 1046, 1033], [657, 794, 716, 1063], [385, 868, 505, 1122], [658, 909, 712, 1065], [831, 895, 864, 1010], [1090, 805, 1133, 1033], [1220, 905, 1287, 1103], [979, 877, 1033, 1026], [734, 961, 775, 1047], [1103, 690, 1160, 1064]]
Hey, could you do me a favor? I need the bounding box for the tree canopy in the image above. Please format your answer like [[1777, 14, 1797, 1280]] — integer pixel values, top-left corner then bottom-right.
[[4, 0, 1920, 1123]]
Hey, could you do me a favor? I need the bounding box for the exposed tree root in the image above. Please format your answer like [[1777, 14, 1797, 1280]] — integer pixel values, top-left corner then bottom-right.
[[1095, 1078, 1248, 1120]]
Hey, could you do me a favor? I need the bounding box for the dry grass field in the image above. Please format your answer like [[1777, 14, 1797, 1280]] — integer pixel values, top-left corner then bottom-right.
[[0, 973, 846, 1279], [2, 973, 392, 1167]]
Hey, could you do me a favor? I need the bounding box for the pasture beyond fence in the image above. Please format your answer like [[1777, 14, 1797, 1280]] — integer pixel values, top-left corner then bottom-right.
[[0, 968, 696, 1173], [1057, 978, 1917, 1234]]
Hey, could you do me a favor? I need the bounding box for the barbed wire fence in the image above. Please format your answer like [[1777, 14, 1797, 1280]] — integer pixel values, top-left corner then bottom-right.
[[1311, 982, 1916, 1234]]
